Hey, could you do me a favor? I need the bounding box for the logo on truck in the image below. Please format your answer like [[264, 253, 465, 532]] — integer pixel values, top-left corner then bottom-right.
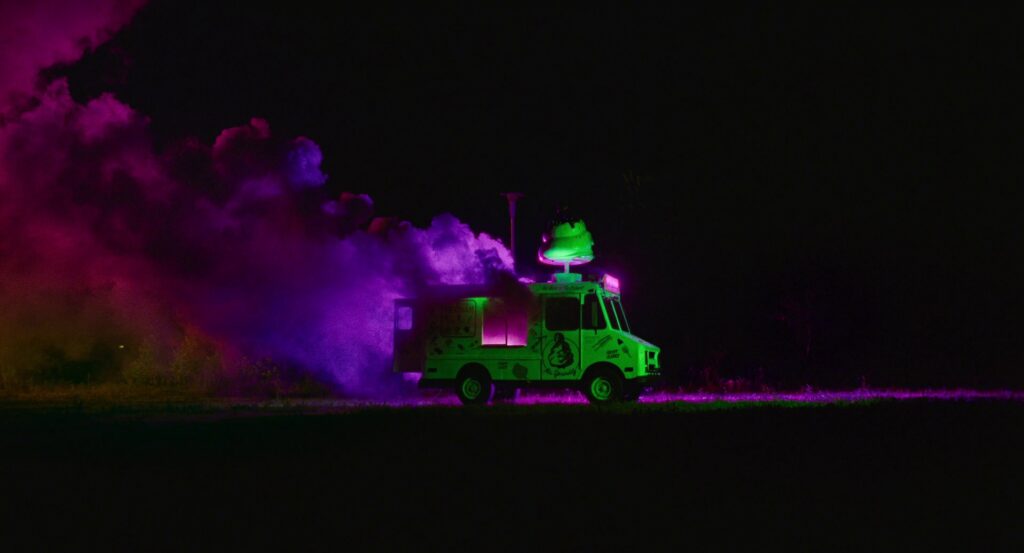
[[544, 332, 578, 376]]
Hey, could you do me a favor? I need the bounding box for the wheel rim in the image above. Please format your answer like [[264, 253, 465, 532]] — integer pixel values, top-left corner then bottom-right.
[[590, 376, 612, 401], [462, 378, 482, 399]]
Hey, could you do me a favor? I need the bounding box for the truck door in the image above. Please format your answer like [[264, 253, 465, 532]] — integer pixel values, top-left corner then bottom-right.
[[580, 292, 608, 369], [541, 295, 582, 380], [393, 300, 423, 372]]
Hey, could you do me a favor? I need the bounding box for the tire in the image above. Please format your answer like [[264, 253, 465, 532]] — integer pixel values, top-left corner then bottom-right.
[[582, 367, 623, 404], [455, 366, 493, 405]]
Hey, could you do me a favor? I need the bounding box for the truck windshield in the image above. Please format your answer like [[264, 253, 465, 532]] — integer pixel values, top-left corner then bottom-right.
[[603, 297, 619, 330], [603, 296, 631, 334], [598, 292, 630, 331]]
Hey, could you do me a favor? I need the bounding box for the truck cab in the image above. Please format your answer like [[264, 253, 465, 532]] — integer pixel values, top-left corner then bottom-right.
[[393, 274, 661, 404]]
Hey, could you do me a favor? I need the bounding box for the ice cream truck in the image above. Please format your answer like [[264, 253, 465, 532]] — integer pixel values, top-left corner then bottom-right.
[[393, 219, 661, 404]]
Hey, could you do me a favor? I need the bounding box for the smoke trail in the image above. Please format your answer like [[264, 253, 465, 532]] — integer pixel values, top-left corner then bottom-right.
[[0, 2, 513, 395]]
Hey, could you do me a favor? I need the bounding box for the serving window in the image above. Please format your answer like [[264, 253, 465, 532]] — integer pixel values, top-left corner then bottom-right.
[[482, 299, 528, 346]]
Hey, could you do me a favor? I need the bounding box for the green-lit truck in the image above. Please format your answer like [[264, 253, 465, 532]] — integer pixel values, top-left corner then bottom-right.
[[393, 273, 661, 404]]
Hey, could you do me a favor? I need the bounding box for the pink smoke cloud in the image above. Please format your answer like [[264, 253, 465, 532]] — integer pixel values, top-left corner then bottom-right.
[[1, 78, 513, 393], [0, 22, 513, 395], [0, 0, 147, 120]]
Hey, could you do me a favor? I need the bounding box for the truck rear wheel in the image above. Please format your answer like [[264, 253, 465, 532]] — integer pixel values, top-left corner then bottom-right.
[[582, 368, 623, 404], [455, 367, 493, 405]]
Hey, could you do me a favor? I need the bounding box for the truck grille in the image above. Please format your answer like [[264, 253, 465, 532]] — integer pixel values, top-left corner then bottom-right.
[[645, 349, 660, 374]]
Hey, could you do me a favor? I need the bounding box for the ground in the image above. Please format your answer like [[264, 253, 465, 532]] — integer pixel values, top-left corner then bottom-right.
[[1, 394, 1022, 550]]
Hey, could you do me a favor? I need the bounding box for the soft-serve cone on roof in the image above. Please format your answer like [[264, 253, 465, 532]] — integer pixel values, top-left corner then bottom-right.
[[538, 220, 594, 266]]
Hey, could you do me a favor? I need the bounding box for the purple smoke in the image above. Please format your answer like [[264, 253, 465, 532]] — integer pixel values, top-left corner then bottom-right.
[[0, 2, 514, 396]]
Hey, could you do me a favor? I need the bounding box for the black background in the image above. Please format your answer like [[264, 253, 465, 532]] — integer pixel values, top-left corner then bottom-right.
[[4, 402, 1023, 550], [64, 4, 1024, 389]]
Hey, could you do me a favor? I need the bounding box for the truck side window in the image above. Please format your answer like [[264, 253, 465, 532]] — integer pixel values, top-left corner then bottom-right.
[[482, 300, 506, 345], [436, 300, 476, 337], [396, 306, 413, 330], [546, 297, 579, 331], [582, 293, 605, 330], [482, 299, 528, 346]]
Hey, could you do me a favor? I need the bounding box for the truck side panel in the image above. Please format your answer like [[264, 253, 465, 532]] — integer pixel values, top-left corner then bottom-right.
[[420, 297, 544, 382]]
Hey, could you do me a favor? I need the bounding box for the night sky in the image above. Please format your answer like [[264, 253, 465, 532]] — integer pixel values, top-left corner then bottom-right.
[[49, 5, 1024, 388]]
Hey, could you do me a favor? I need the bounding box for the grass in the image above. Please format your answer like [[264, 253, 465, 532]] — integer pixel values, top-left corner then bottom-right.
[[0, 382, 206, 410], [0, 388, 880, 420], [0, 382, 980, 421]]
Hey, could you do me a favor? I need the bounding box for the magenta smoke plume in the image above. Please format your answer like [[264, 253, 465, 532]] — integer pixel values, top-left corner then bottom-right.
[[0, 1, 513, 395]]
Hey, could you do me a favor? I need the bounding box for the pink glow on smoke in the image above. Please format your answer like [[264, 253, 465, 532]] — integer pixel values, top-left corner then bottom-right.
[[0, 0, 147, 117]]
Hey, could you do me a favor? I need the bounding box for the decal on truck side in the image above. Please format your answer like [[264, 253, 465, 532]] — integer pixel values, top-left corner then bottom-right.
[[544, 332, 578, 376]]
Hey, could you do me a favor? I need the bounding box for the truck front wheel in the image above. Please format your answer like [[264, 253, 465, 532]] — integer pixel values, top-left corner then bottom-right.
[[455, 367, 493, 405], [582, 368, 623, 404]]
